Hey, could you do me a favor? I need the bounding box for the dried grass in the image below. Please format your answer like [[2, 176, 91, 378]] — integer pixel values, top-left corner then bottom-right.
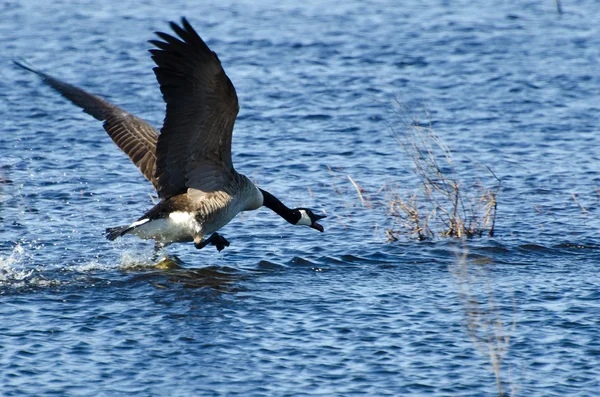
[[324, 103, 514, 394], [387, 102, 500, 241]]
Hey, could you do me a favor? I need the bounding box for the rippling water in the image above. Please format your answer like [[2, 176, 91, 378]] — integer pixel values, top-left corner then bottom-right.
[[2, 0, 600, 395]]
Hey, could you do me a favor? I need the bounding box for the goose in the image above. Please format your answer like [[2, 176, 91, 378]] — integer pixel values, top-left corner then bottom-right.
[[16, 18, 326, 252]]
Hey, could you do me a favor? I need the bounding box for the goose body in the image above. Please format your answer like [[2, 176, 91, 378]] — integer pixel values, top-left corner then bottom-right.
[[108, 173, 264, 247], [17, 18, 325, 252]]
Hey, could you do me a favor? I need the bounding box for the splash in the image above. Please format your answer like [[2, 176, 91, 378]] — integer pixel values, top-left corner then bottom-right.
[[0, 244, 35, 287], [118, 249, 157, 269]]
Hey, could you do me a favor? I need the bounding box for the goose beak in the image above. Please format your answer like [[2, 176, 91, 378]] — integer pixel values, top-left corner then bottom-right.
[[311, 214, 326, 232]]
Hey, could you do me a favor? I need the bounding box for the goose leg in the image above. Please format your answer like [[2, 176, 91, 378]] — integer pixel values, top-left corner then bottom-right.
[[195, 233, 230, 252], [210, 233, 230, 252], [152, 242, 165, 262]]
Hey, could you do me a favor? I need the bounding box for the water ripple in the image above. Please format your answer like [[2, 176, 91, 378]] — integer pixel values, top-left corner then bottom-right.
[[3, 0, 600, 395]]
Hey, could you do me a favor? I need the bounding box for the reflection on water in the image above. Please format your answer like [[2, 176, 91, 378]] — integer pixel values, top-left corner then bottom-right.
[[451, 244, 516, 397], [0, 245, 248, 295], [122, 255, 250, 292]]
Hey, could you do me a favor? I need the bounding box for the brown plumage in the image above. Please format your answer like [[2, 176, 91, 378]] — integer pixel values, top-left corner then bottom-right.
[[13, 61, 159, 189]]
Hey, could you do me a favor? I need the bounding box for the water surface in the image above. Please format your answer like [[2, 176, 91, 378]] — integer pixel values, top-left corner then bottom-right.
[[2, 0, 600, 395]]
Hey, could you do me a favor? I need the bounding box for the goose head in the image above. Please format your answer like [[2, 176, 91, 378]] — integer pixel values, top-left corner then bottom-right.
[[294, 208, 326, 232]]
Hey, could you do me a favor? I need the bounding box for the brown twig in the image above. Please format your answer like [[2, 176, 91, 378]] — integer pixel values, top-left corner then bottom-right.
[[386, 103, 500, 240]]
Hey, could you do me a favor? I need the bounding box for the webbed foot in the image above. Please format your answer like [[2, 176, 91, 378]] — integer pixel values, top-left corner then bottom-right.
[[211, 233, 230, 252], [195, 233, 230, 252]]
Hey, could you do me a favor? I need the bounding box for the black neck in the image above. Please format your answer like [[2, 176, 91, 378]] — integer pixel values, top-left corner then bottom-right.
[[260, 189, 299, 225]]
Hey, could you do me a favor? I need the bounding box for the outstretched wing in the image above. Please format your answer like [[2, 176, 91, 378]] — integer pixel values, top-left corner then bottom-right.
[[14, 61, 159, 189], [149, 18, 239, 199]]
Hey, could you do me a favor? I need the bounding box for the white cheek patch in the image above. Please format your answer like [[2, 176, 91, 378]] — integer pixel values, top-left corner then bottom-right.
[[297, 210, 313, 226]]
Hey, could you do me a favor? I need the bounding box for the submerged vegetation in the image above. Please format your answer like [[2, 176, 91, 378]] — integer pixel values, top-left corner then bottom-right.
[[327, 103, 514, 395], [386, 103, 500, 241], [327, 103, 500, 242], [389, 105, 513, 395]]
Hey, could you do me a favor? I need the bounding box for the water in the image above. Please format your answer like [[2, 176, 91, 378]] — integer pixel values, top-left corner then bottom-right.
[[2, 0, 600, 395]]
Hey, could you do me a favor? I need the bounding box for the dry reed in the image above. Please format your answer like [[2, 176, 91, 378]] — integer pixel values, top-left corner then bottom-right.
[[386, 102, 500, 241]]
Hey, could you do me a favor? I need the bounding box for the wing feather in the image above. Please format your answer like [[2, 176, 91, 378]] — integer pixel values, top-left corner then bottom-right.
[[149, 18, 239, 199], [14, 61, 159, 188]]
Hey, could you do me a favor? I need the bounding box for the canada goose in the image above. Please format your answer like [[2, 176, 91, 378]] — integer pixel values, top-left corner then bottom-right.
[[16, 18, 326, 252]]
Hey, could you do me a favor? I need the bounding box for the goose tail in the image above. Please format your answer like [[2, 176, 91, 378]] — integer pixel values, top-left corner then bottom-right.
[[105, 225, 132, 241]]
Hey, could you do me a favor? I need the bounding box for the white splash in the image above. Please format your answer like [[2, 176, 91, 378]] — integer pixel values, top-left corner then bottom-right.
[[0, 244, 34, 283]]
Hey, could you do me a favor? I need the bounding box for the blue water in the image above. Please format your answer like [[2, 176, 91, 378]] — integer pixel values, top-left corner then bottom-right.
[[2, 0, 600, 395]]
